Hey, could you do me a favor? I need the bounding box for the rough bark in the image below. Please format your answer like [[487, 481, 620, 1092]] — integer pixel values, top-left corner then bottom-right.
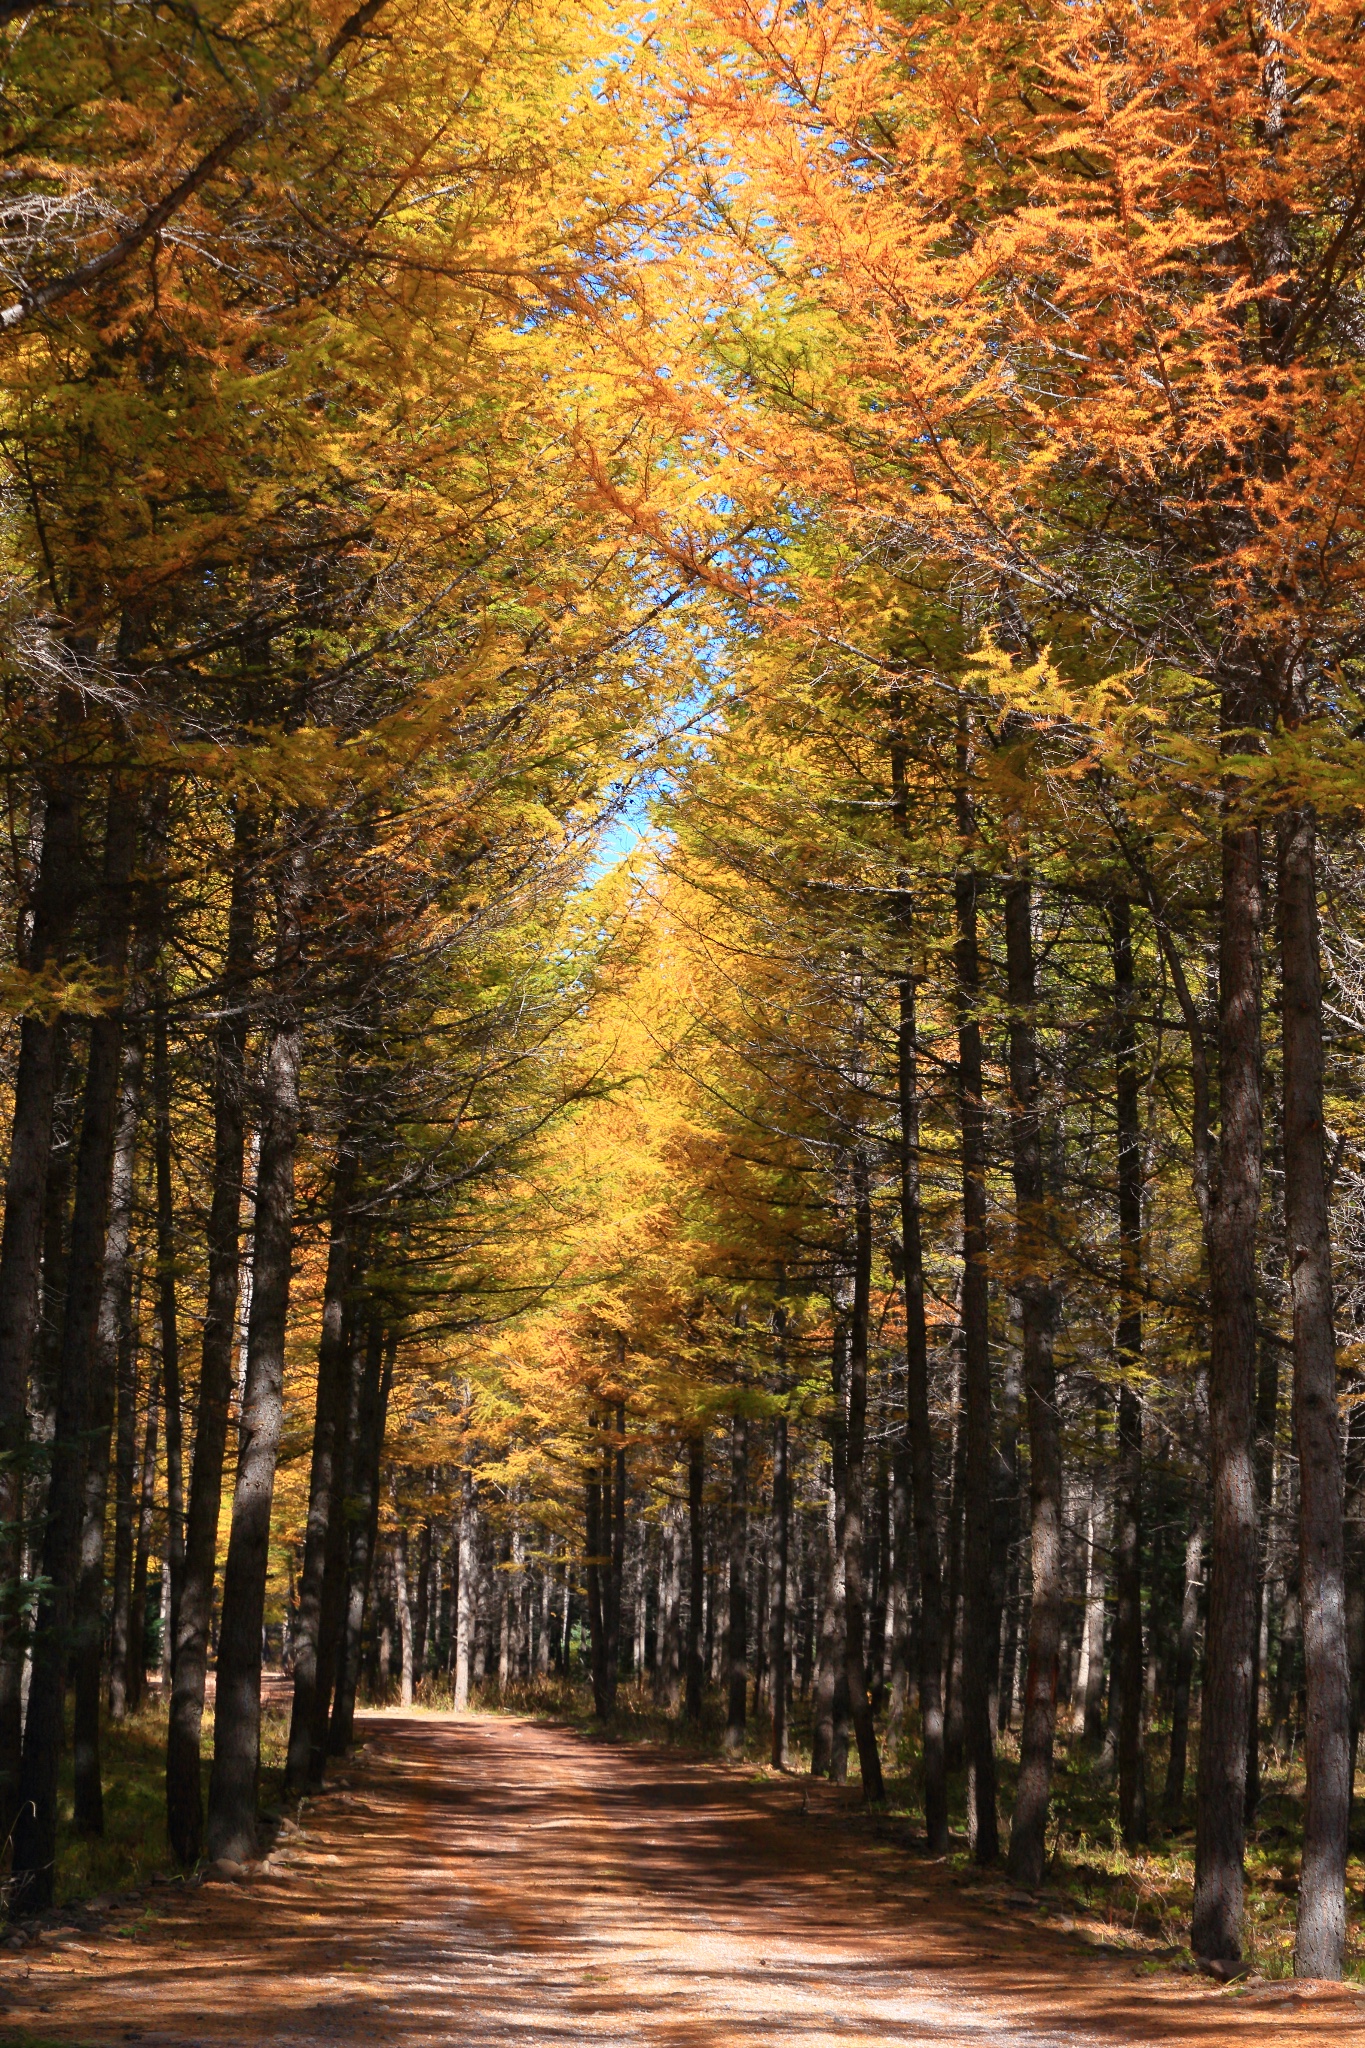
[[396, 1527, 414, 1707], [206, 895, 304, 1865], [107, 1237, 141, 1722], [0, 754, 82, 1836], [942, 1364, 967, 1772], [166, 802, 256, 1865], [724, 1412, 749, 1752], [608, 1400, 625, 1711], [586, 1423, 608, 1719], [1112, 897, 1149, 1848], [770, 1413, 790, 1768], [897, 967, 948, 1850], [1278, 808, 1349, 1980], [844, 1163, 885, 1802], [307, 1305, 367, 1769], [127, 1363, 160, 1712], [329, 1321, 393, 1755], [1004, 871, 1063, 1886], [414, 1513, 433, 1689], [455, 1466, 475, 1710], [954, 778, 998, 1863], [1192, 817, 1263, 1964], [813, 1302, 850, 1781], [1076, 1467, 1110, 1743], [12, 773, 139, 1912], [1246, 1310, 1279, 1823], [810, 1465, 841, 1778], [285, 1137, 359, 1789], [685, 1434, 705, 1723], [1347, 1400, 1365, 1829], [152, 990, 184, 1685], [73, 1022, 144, 1831]]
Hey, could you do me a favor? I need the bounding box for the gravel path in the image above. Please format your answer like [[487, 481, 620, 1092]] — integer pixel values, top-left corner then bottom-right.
[[3, 1714, 1362, 2047]]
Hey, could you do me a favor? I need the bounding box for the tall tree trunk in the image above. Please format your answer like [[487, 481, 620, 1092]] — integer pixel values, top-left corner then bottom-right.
[[12, 774, 138, 1913], [0, 748, 83, 1835], [1246, 1310, 1279, 1823], [608, 1399, 625, 1712], [844, 1161, 885, 1802], [868, 1456, 891, 1716], [127, 1357, 160, 1712], [455, 1466, 474, 1710], [166, 802, 256, 1864], [1246, 1090, 1285, 1822], [73, 1021, 144, 1832], [395, 1526, 414, 1707], [1004, 869, 1063, 1886], [886, 1444, 910, 1741], [329, 1320, 393, 1755], [1076, 1465, 1110, 1743], [1164, 1493, 1204, 1821], [954, 760, 998, 1864], [897, 969, 948, 1848], [814, 1301, 851, 1781], [585, 1419, 608, 1719], [1112, 897, 1149, 1848], [414, 1512, 432, 1690], [1272, 1574, 1302, 1756], [988, 1355, 1021, 1735], [1344, 1400, 1365, 1831], [810, 1462, 841, 1778], [152, 990, 184, 1685], [724, 1412, 749, 1752], [942, 1362, 967, 1772], [1192, 813, 1263, 1964], [307, 1301, 367, 1769], [108, 1247, 141, 1722], [1278, 807, 1349, 1980], [771, 1413, 790, 1767], [285, 1136, 359, 1790], [751, 1516, 768, 1711], [685, 1434, 705, 1723], [206, 869, 304, 1865], [891, 734, 948, 1843]]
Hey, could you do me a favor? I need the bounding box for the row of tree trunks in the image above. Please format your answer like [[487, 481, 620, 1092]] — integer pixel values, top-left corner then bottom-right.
[[1277, 807, 1350, 1979], [0, 731, 84, 1843], [1111, 898, 1149, 1850], [686, 1433, 705, 1720], [1191, 786, 1264, 1962], [285, 1134, 361, 1788], [769, 1407, 790, 1767], [954, 752, 999, 1864], [165, 801, 258, 1865], [842, 1159, 885, 1802], [330, 1317, 395, 1757], [206, 852, 306, 1864], [896, 962, 949, 1852], [584, 1401, 626, 1720], [724, 1412, 749, 1752], [72, 1017, 146, 1833], [151, 986, 184, 1703], [1003, 867, 1062, 1886], [11, 770, 140, 1911]]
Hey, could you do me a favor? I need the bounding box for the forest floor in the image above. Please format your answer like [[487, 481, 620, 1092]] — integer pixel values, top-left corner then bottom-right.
[[2, 1712, 1363, 2048]]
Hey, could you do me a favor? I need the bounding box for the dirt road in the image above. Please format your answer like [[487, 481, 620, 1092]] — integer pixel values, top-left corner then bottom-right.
[[3, 1714, 1362, 2047]]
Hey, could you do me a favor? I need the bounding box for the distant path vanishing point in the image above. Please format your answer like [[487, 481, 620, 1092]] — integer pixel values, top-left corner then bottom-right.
[[3, 1714, 1361, 2048]]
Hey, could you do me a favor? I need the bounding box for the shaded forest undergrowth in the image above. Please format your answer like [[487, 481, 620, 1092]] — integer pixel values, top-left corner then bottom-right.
[[27, 1683, 1365, 1986]]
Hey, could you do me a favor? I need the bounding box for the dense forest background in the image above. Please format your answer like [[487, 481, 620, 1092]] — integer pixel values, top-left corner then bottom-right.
[[1, 0, 1364, 1988]]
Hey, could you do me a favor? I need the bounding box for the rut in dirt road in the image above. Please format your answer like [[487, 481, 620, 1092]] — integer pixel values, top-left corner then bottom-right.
[[4, 1715, 1362, 2048]]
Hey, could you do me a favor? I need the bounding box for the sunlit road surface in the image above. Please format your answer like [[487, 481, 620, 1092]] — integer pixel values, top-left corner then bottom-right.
[[3, 1713, 1362, 2048]]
